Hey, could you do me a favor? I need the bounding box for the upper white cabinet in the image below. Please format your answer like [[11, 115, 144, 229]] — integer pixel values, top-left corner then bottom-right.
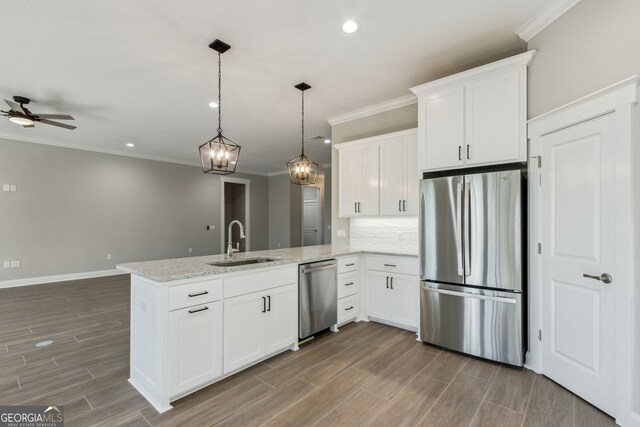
[[337, 129, 418, 218], [411, 51, 535, 172]]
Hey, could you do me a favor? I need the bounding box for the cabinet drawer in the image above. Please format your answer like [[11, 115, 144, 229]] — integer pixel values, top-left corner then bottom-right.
[[224, 266, 297, 299], [338, 272, 359, 299], [338, 294, 359, 324], [169, 279, 223, 311], [366, 255, 418, 275], [338, 256, 359, 274]]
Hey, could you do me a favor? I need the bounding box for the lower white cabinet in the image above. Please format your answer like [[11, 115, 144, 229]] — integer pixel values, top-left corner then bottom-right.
[[224, 283, 297, 374], [168, 301, 222, 397], [365, 270, 419, 329]]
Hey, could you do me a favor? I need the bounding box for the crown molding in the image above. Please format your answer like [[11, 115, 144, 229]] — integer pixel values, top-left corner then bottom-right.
[[334, 128, 417, 151], [327, 94, 417, 126], [517, 0, 582, 42], [0, 131, 274, 176]]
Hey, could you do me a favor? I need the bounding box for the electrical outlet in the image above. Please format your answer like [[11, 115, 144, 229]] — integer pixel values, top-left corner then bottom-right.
[[188, 248, 193, 254], [9, 185, 16, 192], [3, 261, 10, 268], [2, 184, 9, 192], [10, 261, 19, 268], [106, 253, 112, 260], [337, 229, 346, 238]]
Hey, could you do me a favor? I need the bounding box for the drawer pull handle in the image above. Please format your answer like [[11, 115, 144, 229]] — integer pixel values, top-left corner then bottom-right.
[[345, 263, 355, 267], [345, 306, 354, 311], [345, 282, 355, 286], [188, 291, 209, 297], [384, 264, 396, 267], [262, 296, 266, 313], [188, 306, 209, 314]]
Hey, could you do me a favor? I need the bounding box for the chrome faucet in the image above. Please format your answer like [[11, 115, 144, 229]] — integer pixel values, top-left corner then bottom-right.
[[226, 220, 246, 258]]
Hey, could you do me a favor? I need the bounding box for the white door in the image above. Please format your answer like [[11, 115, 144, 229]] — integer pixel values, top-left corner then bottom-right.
[[366, 271, 390, 320], [464, 69, 522, 166], [263, 284, 298, 355], [403, 135, 419, 215], [389, 274, 420, 328], [380, 138, 405, 216], [358, 144, 380, 216], [303, 187, 322, 246], [421, 86, 465, 171], [540, 113, 616, 415], [168, 301, 222, 396], [338, 148, 360, 217], [223, 292, 265, 373]]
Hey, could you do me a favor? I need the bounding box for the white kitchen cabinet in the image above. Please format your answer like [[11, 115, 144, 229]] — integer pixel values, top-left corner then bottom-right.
[[388, 275, 420, 327], [168, 301, 222, 397], [411, 51, 535, 173], [338, 143, 379, 217], [224, 283, 297, 374], [366, 271, 390, 320], [380, 131, 419, 216]]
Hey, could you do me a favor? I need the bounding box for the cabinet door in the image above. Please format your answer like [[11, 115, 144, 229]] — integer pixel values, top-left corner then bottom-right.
[[421, 87, 465, 171], [403, 136, 419, 215], [168, 301, 222, 396], [464, 69, 523, 166], [263, 284, 298, 355], [223, 292, 266, 373], [366, 271, 390, 320], [380, 138, 406, 216], [389, 274, 420, 328], [358, 144, 380, 216], [339, 148, 361, 217]]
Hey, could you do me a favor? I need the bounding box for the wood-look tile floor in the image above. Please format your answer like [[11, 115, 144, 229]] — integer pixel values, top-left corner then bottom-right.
[[0, 274, 616, 427]]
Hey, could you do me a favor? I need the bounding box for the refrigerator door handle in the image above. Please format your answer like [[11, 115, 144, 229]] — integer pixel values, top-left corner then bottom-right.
[[464, 181, 471, 277], [456, 182, 464, 276], [424, 285, 517, 304]]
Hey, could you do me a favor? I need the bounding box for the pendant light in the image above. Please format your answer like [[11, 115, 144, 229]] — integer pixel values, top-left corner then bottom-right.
[[287, 83, 318, 185], [199, 39, 240, 175]]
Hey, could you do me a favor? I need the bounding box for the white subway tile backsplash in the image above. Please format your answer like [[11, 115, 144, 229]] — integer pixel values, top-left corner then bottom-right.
[[350, 217, 419, 253]]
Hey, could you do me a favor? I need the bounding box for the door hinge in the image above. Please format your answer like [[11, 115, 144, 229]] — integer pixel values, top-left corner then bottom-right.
[[537, 243, 542, 254], [538, 329, 542, 341]]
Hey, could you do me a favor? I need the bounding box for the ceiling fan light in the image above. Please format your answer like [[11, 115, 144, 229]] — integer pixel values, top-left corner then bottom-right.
[[9, 115, 34, 126]]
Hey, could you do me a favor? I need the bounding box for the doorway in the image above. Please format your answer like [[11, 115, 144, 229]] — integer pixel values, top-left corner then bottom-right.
[[221, 178, 251, 254], [302, 186, 322, 246]]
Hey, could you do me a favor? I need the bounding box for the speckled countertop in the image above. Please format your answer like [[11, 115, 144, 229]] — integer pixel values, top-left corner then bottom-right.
[[117, 244, 418, 283]]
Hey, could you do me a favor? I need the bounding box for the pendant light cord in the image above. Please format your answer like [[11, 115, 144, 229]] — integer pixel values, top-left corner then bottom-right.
[[217, 51, 222, 135], [301, 89, 305, 155]]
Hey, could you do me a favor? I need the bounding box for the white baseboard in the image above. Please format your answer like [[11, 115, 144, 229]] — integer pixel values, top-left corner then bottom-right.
[[0, 269, 123, 289]]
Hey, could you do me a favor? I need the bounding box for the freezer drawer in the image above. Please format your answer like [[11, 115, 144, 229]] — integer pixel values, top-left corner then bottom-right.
[[420, 282, 523, 366]]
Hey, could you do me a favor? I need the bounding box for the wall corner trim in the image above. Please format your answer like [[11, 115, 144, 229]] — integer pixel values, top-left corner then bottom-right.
[[516, 0, 582, 42], [0, 269, 123, 289], [327, 94, 417, 126]]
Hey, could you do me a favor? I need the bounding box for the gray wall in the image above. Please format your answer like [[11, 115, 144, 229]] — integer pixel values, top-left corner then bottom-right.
[[527, 0, 640, 118], [323, 168, 332, 245], [0, 138, 269, 281], [330, 104, 418, 244]]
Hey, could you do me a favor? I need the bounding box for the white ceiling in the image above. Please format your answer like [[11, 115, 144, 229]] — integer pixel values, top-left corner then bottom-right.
[[0, 0, 551, 174]]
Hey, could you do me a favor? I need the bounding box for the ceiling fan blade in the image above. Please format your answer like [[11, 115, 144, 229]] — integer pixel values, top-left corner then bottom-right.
[[4, 99, 25, 114], [35, 114, 75, 120], [39, 118, 77, 130]]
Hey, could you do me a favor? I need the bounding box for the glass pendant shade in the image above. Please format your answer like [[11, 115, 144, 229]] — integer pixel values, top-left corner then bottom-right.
[[199, 39, 240, 175], [199, 133, 240, 175], [288, 82, 318, 185], [287, 152, 318, 185]]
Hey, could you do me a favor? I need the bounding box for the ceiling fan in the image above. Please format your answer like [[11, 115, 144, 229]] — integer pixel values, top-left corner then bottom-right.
[[1, 96, 76, 130]]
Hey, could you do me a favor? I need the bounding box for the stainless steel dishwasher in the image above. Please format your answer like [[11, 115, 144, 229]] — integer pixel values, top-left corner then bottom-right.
[[299, 259, 337, 340]]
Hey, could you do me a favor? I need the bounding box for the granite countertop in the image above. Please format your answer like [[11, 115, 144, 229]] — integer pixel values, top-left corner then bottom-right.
[[117, 244, 418, 283]]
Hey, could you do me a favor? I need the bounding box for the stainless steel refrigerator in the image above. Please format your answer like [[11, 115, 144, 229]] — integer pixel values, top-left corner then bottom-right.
[[419, 166, 525, 366]]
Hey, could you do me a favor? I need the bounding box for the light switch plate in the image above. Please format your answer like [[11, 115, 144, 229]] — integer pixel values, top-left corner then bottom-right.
[[2, 184, 9, 192], [336, 229, 346, 238], [3, 261, 10, 268], [9, 185, 16, 192], [10, 261, 19, 268]]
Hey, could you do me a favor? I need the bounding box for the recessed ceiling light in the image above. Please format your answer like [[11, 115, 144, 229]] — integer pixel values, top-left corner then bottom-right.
[[342, 20, 358, 33], [126, 143, 135, 148], [324, 139, 331, 144], [209, 102, 219, 108]]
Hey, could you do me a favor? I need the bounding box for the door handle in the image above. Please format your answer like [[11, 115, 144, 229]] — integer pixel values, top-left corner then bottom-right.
[[583, 273, 612, 284], [345, 306, 354, 311], [354, 202, 357, 213], [390, 277, 394, 290], [466, 144, 470, 160], [458, 146, 462, 161], [403, 200, 406, 211], [456, 182, 463, 276], [386, 276, 389, 289], [358, 202, 361, 213], [425, 285, 517, 304], [464, 181, 471, 277], [399, 200, 402, 212], [267, 295, 271, 311], [345, 282, 355, 286], [262, 296, 266, 313]]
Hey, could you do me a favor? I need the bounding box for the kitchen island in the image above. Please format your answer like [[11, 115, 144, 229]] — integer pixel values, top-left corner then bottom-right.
[[118, 244, 418, 413]]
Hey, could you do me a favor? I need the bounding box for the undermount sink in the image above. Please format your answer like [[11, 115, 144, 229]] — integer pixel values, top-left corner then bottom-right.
[[207, 257, 283, 267]]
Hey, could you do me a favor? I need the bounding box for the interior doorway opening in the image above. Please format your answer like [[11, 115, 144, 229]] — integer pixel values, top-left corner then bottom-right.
[[302, 186, 323, 247], [221, 178, 251, 254]]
